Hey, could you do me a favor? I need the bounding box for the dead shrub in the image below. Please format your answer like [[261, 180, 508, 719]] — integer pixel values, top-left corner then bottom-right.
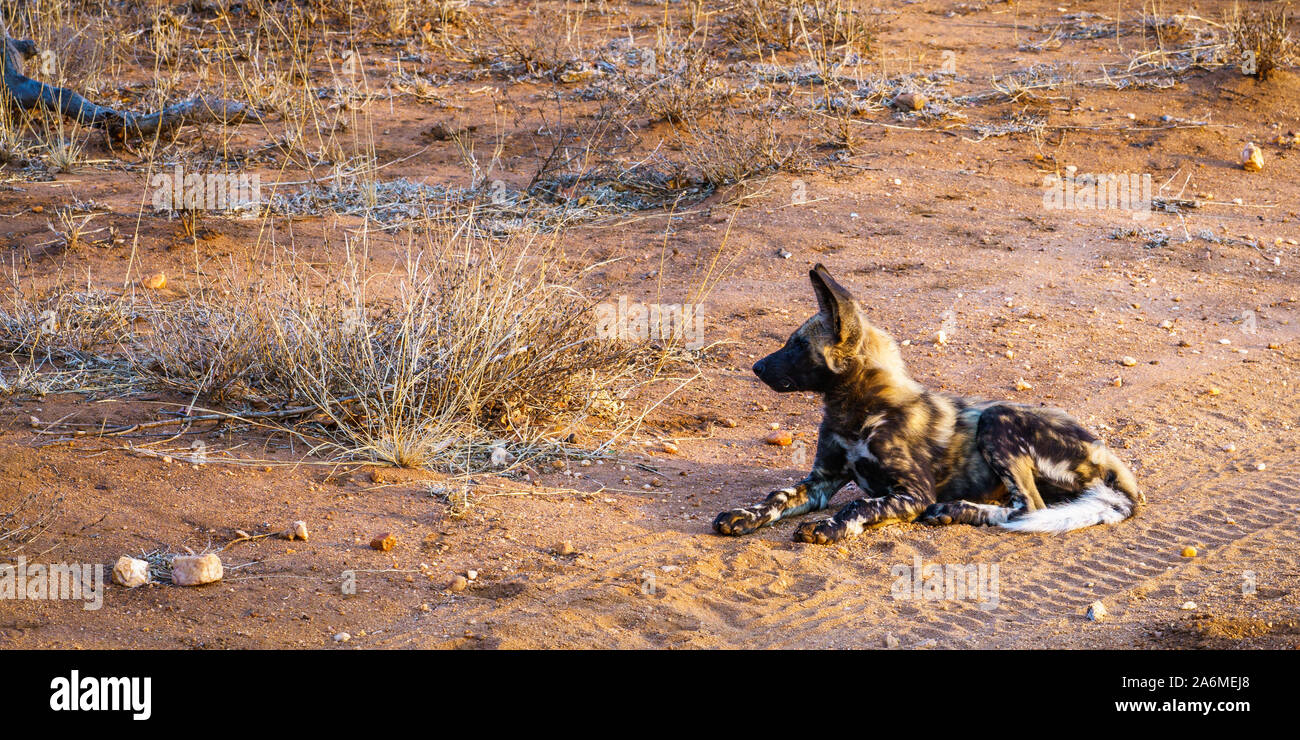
[[0, 282, 133, 362], [135, 225, 656, 471], [636, 33, 726, 125], [679, 110, 811, 185], [726, 0, 884, 56], [1226, 2, 1295, 80]]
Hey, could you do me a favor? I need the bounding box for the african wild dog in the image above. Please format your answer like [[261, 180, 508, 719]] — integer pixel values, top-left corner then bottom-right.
[[714, 264, 1143, 543]]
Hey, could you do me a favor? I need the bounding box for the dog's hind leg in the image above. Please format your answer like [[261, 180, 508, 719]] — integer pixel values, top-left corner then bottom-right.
[[975, 409, 1049, 512], [919, 500, 1017, 527]]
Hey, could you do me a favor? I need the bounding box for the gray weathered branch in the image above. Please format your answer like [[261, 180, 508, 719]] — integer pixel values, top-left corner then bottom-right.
[[1, 22, 261, 142]]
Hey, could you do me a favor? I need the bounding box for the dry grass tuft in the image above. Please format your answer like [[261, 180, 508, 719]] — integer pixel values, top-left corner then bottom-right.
[[0, 489, 63, 557], [1226, 1, 1295, 80], [134, 223, 662, 472], [680, 110, 812, 185]]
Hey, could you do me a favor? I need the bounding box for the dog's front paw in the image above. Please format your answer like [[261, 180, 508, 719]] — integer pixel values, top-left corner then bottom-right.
[[793, 519, 842, 544], [713, 508, 764, 536]]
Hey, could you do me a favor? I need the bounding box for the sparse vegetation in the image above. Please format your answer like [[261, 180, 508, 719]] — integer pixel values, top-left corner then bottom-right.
[[1226, 1, 1295, 80], [133, 226, 655, 471], [0, 0, 1294, 477]]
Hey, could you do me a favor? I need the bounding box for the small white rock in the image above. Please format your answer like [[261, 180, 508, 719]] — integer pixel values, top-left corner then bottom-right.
[[1180, 601, 1197, 610], [1086, 600, 1108, 621], [1242, 142, 1264, 172], [489, 446, 513, 468], [333, 632, 351, 643], [171, 553, 223, 586], [111, 557, 150, 588], [286, 520, 309, 541]]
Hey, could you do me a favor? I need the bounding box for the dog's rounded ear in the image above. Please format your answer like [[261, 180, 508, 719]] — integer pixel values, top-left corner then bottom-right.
[[809, 264, 858, 341]]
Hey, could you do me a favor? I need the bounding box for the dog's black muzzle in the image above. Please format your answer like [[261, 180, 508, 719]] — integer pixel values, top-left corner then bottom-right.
[[753, 353, 799, 393]]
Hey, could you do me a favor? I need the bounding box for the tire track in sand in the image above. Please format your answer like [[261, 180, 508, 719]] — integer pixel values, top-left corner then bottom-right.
[[758, 462, 1300, 647]]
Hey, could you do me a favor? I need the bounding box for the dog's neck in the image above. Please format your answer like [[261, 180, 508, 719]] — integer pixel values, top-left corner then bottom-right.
[[822, 356, 925, 433]]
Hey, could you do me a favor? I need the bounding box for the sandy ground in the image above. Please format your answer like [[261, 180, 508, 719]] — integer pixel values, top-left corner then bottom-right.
[[2, 0, 1299, 649]]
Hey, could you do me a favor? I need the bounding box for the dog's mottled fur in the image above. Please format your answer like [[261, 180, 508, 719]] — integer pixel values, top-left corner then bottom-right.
[[714, 264, 1143, 543]]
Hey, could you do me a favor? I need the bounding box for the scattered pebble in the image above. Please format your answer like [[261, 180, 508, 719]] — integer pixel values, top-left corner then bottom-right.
[[1086, 600, 1107, 622], [489, 446, 513, 467], [554, 541, 576, 556], [286, 520, 309, 542], [1241, 142, 1264, 172], [764, 430, 794, 446], [883, 633, 900, 649], [661, 442, 679, 454], [720, 418, 738, 428], [1014, 378, 1033, 391], [1181, 546, 1197, 558], [370, 532, 396, 552], [333, 632, 351, 643], [1180, 601, 1197, 611], [448, 575, 469, 592], [1120, 356, 1137, 367], [891, 92, 927, 111], [143, 272, 167, 290]]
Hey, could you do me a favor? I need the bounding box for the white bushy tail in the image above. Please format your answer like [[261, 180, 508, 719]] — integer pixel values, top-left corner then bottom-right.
[[998, 483, 1135, 534]]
